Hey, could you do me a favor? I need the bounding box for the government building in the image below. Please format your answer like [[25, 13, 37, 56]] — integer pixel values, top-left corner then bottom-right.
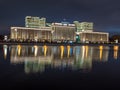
[[51, 22, 76, 42], [10, 16, 109, 43], [74, 21, 109, 43], [11, 27, 52, 42]]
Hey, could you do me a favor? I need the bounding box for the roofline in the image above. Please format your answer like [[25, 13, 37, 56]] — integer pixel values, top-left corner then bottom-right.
[[11, 26, 52, 31], [77, 31, 109, 34]]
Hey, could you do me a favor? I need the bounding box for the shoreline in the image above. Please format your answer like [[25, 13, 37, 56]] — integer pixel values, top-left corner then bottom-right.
[[0, 42, 120, 46]]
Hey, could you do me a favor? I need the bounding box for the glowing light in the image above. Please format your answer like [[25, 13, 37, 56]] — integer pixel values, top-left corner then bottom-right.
[[85, 46, 88, 57], [99, 46, 103, 60], [67, 45, 70, 58], [43, 45, 47, 56], [17, 45, 21, 56], [34, 45, 38, 57], [114, 46, 118, 51], [113, 46, 119, 59], [3, 45, 8, 60], [99, 46, 103, 50], [14, 28, 17, 31], [60, 46, 64, 59], [81, 46, 85, 62]]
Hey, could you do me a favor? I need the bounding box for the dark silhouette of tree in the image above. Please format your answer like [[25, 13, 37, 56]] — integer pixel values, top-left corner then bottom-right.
[[110, 35, 120, 43], [0, 35, 4, 41]]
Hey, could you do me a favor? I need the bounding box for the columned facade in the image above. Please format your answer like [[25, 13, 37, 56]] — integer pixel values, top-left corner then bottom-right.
[[11, 27, 52, 42], [78, 32, 109, 43]]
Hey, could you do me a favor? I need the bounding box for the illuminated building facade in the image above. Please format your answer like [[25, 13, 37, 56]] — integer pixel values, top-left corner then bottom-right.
[[10, 27, 52, 42], [74, 21, 109, 43], [78, 32, 109, 43], [10, 16, 109, 43], [74, 21, 93, 32], [51, 22, 76, 42], [25, 16, 46, 28]]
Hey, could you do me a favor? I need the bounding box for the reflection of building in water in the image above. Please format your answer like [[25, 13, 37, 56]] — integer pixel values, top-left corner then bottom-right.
[[51, 45, 75, 69], [10, 45, 76, 73], [3, 45, 8, 60], [10, 45, 52, 73], [10, 45, 52, 59], [74, 45, 109, 71], [113, 46, 119, 59], [52, 45, 74, 60], [92, 46, 109, 62], [74, 46, 92, 71], [9, 45, 109, 73], [25, 59, 51, 74]]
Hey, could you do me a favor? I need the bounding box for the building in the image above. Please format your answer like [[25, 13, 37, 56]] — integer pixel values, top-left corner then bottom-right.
[[77, 32, 109, 43], [25, 16, 46, 28], [51, 22, 76, 42], [10, 16, 109, 43], [10, 27, 52, 42], [74, 21, 109, 43], [74, 21, 93, 32]]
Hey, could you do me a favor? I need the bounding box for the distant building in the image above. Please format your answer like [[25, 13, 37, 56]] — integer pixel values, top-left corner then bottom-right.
[[10, 27, 52, 42], [51, 22, 76, 42], [74, 21, 93, 32], [25, 16, 46, 28]]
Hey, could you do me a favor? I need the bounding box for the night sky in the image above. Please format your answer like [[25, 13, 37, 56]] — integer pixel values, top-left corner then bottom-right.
[[0, 0, 120, 35]]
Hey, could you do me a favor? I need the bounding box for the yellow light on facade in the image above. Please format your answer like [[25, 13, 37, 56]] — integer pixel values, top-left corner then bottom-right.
[[14, 28, 17, 31]]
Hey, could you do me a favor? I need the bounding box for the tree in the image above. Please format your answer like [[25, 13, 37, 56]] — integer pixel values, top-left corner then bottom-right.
[[110, 35, 120, 43]]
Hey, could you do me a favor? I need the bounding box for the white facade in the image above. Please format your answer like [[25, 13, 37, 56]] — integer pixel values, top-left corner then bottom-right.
[[74, 21, 93, 32], [10, 27, 52, 41], [51, 23, 76, 42], [25, 16, 46, 28], [78, 32, 109, 43]]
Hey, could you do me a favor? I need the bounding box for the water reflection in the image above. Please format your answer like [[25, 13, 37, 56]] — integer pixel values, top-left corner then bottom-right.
[[74, 46, 92, 71], [3, 45, 111, 73], [3, 45, 8, 60], [99, 45, 103, 60], [113, 46, 119, 59]]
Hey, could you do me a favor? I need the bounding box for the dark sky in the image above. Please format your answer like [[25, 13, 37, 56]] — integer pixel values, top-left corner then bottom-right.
[[0, 0, 120, 35]]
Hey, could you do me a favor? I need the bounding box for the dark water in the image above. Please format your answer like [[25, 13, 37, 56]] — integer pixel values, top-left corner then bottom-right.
[[1, 45, 120, 89]]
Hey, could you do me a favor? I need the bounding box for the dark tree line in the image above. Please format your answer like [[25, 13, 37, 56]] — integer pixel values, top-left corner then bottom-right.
[[109, 35, 120, 43]]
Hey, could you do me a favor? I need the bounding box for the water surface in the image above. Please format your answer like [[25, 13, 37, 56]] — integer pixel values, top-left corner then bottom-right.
[[1, 45, 120, 89]]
